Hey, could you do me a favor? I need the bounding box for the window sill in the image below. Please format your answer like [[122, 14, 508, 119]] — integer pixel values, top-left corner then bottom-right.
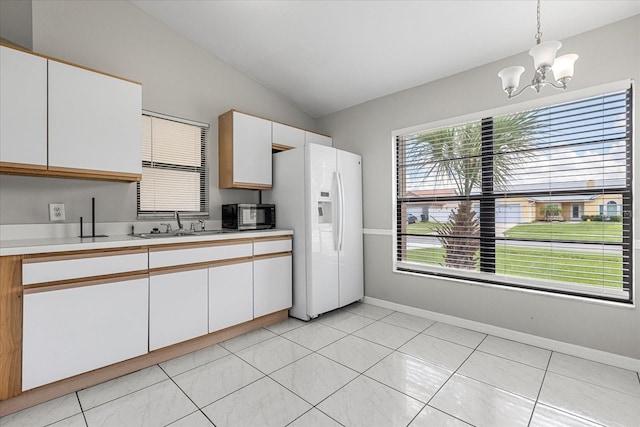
[[394, 261, 633, 307]]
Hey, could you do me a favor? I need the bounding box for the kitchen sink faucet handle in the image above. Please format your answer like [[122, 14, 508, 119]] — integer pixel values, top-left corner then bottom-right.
[[199, 219, 205, 231], [160, 223, 172, 233]]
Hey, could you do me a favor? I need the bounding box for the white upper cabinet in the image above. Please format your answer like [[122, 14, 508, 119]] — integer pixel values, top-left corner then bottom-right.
[[272, 122, 332, 150], [0, 45, 142, 182], [272, 122, 305, 149], [219, 110, 272, 190], [305, 131, 332, 147], [48, 60, 142, 178], [0, 46, 47, 167]]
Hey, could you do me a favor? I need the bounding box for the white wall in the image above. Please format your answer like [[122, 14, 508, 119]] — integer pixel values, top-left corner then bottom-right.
[[0, 0, 315, 224], [318, 16, 640, 359], [0, 0, 32, 49]]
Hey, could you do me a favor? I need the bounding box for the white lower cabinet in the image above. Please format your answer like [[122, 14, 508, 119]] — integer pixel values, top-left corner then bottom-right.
[[18, 235, 292, 393], [22, 278, 148, 391], [253, 254, 292, 318], [149, 269, 209, 351], [208, 261, 254, 332]]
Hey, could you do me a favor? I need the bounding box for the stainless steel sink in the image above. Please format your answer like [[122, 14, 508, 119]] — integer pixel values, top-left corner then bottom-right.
[[133, 230, 232, 239]]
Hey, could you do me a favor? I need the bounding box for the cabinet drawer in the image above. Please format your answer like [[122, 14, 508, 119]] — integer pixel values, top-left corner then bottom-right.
[[149, 242, 252, 269], [253, 238, 292, 256], [22, 250, 148, 285]]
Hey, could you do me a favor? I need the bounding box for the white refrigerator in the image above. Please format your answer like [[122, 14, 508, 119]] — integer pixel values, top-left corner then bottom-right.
[[264, 143, 363, 320]]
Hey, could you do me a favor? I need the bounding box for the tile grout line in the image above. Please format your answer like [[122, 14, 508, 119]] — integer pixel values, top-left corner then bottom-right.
[[77, 392, 89, 427], [416, 334, 491, 426], [527, 352, 610, 427], [526, 348, 553, 426], [72, 366, 171, 418], [279, 307, 404, 426], [156, 364, 216, 427]]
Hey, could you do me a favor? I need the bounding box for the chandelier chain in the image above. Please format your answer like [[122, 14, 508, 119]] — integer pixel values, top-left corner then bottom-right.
[[535, 0, 542, 44]]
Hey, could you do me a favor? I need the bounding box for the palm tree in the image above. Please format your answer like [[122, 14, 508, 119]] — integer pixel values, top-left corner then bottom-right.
[[407, 112, 536, 269]]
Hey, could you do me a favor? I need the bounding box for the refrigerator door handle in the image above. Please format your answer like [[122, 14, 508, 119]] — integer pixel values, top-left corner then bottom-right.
[[337, 171, 345, 251], [333, 171, 340, 251]]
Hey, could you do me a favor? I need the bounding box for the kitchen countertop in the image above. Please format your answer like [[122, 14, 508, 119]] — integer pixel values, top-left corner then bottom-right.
[[0, 229, 293, 256]]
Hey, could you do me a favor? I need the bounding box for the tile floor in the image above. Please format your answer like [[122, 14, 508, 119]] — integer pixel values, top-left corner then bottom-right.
[[2, 302, 639, 427]]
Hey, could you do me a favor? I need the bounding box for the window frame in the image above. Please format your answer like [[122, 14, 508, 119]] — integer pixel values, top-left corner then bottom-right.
[[392, 81, 634, 304], [137, 110, 210, 219]]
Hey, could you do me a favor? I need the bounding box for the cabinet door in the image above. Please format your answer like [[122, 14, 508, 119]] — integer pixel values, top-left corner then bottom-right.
[[209, 261, 253, 332], [305, 131, 332, 147], [48, 60, 141, 176], [0, 46, 47, 167], [22, 278, 148, 391], [253, 254, 292, 318], [149, 269, 209, 351], [272, 122, 305, 149], [232, 112, 272, 188], [23, 250, 148, 285]]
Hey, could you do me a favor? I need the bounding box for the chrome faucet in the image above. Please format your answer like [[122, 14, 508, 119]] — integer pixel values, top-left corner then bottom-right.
[[199, 219, 205, 231], [175, 211, 183, 230], [160, 223, 172, 233]]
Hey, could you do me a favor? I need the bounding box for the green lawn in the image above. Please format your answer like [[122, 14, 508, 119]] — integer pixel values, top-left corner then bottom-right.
[[406, 246, 622, 288], [406, 221, 442, 234], [503, 221, 622, 243], [408, 220, 622, 243]]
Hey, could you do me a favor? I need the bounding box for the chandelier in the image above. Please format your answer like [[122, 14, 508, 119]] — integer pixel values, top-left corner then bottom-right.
[[498, 0, 578, 99]]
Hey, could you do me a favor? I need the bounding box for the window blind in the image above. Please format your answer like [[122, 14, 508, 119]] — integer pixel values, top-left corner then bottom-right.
[[396, 88, 632, 302], [138, 113, 209, 216]]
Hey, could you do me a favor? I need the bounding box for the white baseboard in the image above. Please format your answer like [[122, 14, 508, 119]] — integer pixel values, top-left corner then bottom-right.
[[363, 296, 640, 373]]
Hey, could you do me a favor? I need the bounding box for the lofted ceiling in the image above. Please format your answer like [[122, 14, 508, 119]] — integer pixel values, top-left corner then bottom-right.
[[130, 1, 639, 118]]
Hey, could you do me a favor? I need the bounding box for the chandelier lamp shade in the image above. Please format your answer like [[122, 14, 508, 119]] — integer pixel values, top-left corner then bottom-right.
[[498, 0, 578, 99]]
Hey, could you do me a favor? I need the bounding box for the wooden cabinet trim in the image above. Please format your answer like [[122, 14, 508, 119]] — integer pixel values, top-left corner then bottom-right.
[[0, 256, 22, 400], [149, 238, 253, 252], [272, 143, 293, 152], [149, 256, 252, 276], [0, 162, 48, 172], [0, 43, 141, 86], [0, 164, 141, 183], [253, 236, 292, 243], [232, 182, 272, 191], [253, 251, 292, 261], [45, 166, 141, 183], [218, 110, 234, 189], [23, 247, 148, 263], [23, 272, 149, 294]]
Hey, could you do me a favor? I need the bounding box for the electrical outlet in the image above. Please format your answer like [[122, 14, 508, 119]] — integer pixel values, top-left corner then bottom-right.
[[49, 203, 65, 221]]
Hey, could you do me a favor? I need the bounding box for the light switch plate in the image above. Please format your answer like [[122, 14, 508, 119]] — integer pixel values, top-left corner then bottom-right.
[[49, 203, 65, 221]]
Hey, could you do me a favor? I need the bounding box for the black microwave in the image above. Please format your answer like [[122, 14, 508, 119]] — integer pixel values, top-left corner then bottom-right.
[[222, 204, 276, 230]]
